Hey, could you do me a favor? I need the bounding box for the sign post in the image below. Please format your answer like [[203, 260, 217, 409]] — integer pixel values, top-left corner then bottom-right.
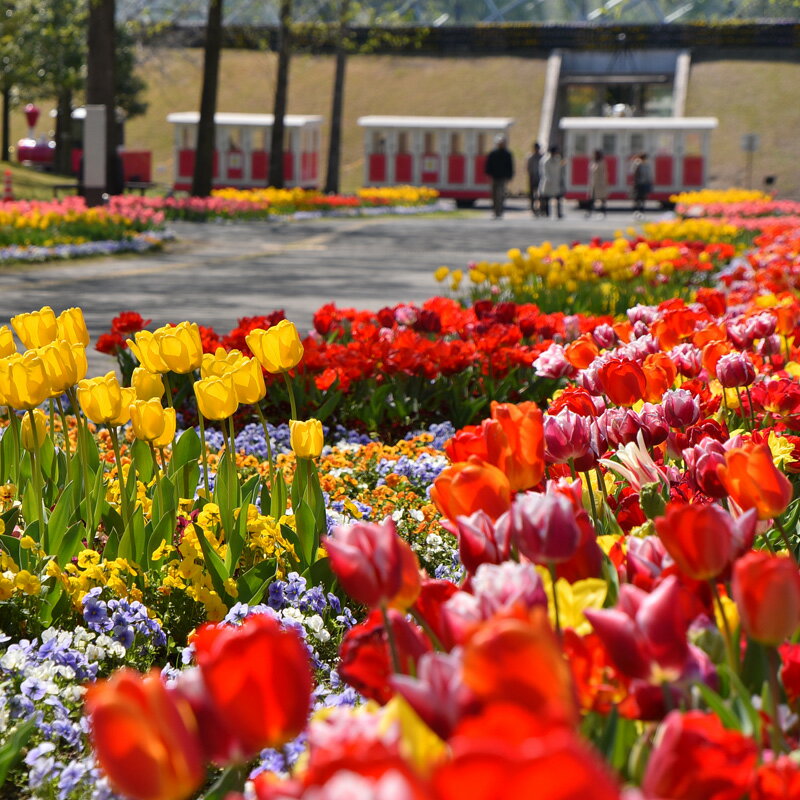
[[740, 133, 759, 190], [83, 105, 107, 206]]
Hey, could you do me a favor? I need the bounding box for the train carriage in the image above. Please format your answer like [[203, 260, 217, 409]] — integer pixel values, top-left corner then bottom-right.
[[358, 116, 515, 207], [559, 117, 718, 204], [167, 112, 323, 191]]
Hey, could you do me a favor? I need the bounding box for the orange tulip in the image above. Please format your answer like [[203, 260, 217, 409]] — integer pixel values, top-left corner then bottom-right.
[[84, 668, 205, 800], [598, 358, 646, 407], [564, 335, 600, 370], [642, 352, 677, 403], [490, 400, 545, 491], [692, 322, 727, 349], [718, 443, 793, 520], [431, 456, 512, 523], [701, 340, 733, 378]]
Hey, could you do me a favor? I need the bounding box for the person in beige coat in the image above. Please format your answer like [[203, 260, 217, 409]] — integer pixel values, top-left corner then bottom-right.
[[587, 149, 608, 218]]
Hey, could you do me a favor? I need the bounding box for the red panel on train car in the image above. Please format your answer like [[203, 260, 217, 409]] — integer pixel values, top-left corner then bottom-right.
[[395, 154, 412, 182], [121, 151, 152, 183], [283, 152, 294, 182], [474, 155, 489, 185], [683, 156, 703, 187], [421, 154, 439, 185], [252, 152, 267, 180], [71, 148, 82, 175], [447, 154, 465, 184], [178, 149, 195, 178], [227, 149, 244, 181], [369, 154, 387, 182], [571, 156, 590, 186], [606, 157, 618, 186], [654, 155, 673, 186], [311, 152, 318, 180]]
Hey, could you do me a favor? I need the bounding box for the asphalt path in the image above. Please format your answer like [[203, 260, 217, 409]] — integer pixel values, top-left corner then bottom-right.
[[0, 200, 655, 376]]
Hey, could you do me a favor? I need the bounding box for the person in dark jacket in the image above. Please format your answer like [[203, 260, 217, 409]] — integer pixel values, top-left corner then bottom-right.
[[484, 135, 514, 218]]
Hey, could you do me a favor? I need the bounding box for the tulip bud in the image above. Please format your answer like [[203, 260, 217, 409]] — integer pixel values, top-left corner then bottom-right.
[[448, 509, 510, 575], [0, 352, 50, 410], [156, 322, 203, 375], [245, 319, 304, 373], [56, 307, 90, 346], [544, 409, 591, 464], [0, 325, 15, 358], [131, 367, 165, 401], [592, 323, 617, 349], [601, 407, 643, 448], [127, 330, 169, 374], [501, 492, 581, 565], [289, 418, 323, 459], [130, 398, 170, 443], [77, 372, 129, 426], [638, 402, 669, 447], [715, 352, 756, 388], [11, 306, 58, 349], [663, 388, 700, 428], [718, 443, 793, 520], [21, 408, 48, 451], [201, 347, 243, 379], [194, 373, 238, 421], [230, 357, 266, 405]]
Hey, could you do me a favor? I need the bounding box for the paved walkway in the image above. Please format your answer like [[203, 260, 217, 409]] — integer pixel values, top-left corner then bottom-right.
[[0, 200, 654, 375]]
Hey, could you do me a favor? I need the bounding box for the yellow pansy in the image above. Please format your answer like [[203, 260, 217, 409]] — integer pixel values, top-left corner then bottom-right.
[[538, 568, 607, 636]]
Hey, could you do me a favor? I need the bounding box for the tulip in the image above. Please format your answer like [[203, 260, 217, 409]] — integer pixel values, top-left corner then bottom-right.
[[127, 330, 169, 374], [654, 502, 738, 581], [732, 552, 800, 645], [753, 756, 800, 800], [489, 401, 545, 491], [193, 373, 238, 421], [246, 319, 304, 373], [131, 367, 165, 401], [84, 668, 205, 800], [718, 442, 793, 520], [470, 561, 548, 617], [598, 358, 646, 407], [431, 456, 512, 523], [21, 408, 48, 452], [130, 398, 171, 443], [544, 409, 592, 463], [230, 356, 266, 405], [201, 347, 243, 379], [642, 711, 757, 800], [56, 307, 90, 346], [190, 614, 313, 760], [77, 372, 129, 426], [289, 418, 324, 459], [0, 325, 15, 358], [324, 518, 420, 609], [564, 334, 599, 369], [663, 388, 700, 428], [11, 306, 58, 349], [601, 407, 644, 449], [156, 322, 203, 374], [642, 352, 677, 403], [71, 343, 88, 383], [716, 352, 756, 389], [36, 339, 80, 396], [447, 509, 510, 575], [0, 352, 50, 410], [152, 407, 177, 449]]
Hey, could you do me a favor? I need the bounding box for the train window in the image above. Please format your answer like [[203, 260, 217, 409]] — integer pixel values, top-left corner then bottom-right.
[[630, 133, 645, 153], [371, 131, 385, 153], [228, 128, 242, 151], [398, 132, 410, 154], [424, 132, 436, 154], [684, 132, 702, 155], [573, 133, 589, 155], [255, 129, 268, 151], [181, 127, 194, 149], [477, 134, 486, 154], [654, 132, 675, 154], [450, 133, 462, 155], [601, 134, 616, 155]]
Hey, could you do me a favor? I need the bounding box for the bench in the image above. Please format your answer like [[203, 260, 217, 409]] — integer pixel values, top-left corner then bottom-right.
[[52, 181, 155, 198]]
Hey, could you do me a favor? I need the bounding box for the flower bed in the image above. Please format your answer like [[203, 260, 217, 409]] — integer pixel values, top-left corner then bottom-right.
[[4, 191, 800, 798]]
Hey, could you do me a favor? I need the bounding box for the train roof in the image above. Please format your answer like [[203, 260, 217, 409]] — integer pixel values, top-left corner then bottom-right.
[[357, 116, 515, 130], [166, 112, 323, 127], [559, 116, 718, 130]]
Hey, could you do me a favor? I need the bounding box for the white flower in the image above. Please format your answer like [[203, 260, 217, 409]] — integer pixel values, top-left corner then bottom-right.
[[409, 509, 425, 522], [282, 608, 305, 625], [391, 509, 404, 521], [306, 615, 331, 643], [599, 431, 668, 492]]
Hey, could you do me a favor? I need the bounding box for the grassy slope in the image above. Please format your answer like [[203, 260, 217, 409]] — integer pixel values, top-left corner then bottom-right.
[[8, 49, 799, 198]]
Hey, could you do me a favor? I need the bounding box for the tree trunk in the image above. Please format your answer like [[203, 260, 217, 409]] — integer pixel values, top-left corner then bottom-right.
[[86, 0, 117, 202], [323, 3, 348, 195], [1, 86, 10, 162], [192, 0, 224, 197], [268, 0, 292, 189], [54, 91, 73, 177]]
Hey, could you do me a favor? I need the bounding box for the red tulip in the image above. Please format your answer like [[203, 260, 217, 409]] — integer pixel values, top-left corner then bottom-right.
[[717, 443, 793, 520], [778, 643, 800, 705], [84, 668, 205, 800], [544, 409, 592, 464], [447, 509, 511, 575], [490, 400, 545, 491], [324, 518, 420, 609], [715, 352, 756, 388], [191, 613, 313, 759], [642, 710, 757, 800], [732, 552, 800, 645], [431, 456, 512, 523], [412, 579, 460, 651], [598, 358, 646, 407], [752, 755, 800, 800]]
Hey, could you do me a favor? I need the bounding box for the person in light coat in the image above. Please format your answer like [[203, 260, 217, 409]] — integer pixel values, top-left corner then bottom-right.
[[587, 149, 608, 218], [539, 145, 565, 219]]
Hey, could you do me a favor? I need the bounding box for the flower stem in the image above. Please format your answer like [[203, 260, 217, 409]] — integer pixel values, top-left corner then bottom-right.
[[380, 603, 402, 674], [66, 388, 94, 544], [27, 409, 47, 550], [54, 397, 71, 469], [162, 371, 173, 408], [198, 414, 211, 499], [255, 403, 276, 492], [109, 427, 131, 531], [767, 646, 787, 755], [710, 580, 738, 676], [548, 562, 562, 639], [282, 371, 298, 421], [774, 517, 796, 565]]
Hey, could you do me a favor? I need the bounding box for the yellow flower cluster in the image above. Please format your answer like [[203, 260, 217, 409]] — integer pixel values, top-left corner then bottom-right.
[[641, 219, 744, 245], [356, 186, 439, 204], [212, 186, 312, 206], [670, 188, 772, 204], [0, 551, 42, 600]]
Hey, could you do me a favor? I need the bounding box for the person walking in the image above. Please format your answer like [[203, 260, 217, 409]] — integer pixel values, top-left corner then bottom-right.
[[539, 145, 564, 219], [587, 149, 608, 218], [526, 141, 542, 216], [484, 135, 514, 218], [632, 152, 652, 218]]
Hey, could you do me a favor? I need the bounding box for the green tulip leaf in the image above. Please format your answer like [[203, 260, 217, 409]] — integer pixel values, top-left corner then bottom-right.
[[169, 427, 201, 474], [130, 438, 155, 484], [237, 558, 277, 605]]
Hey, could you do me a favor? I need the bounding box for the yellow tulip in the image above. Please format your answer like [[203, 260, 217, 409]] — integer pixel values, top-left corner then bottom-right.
[[37, 340, 79, 396], [127, 330, 169, 373], [194, 373, 238, 420], [156, 321, 203, 374], [289, 418, 324, 459], [201, 347, 243, 379], [77, 372, 127, 425], [56, 307, 90, 346], [109, 388, 136, 427], [0, 325, 15, 358], [71, 344, 88, 383], [0, 352, 50, 410], [230, 357, 266, 405], [21, 408, 48, 451], [152, 407, 176, 448], [11, 306, 58, 349], [129, 398, 170, 442], [131, 367, 164, 401], [245, 319, 304, 373]]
